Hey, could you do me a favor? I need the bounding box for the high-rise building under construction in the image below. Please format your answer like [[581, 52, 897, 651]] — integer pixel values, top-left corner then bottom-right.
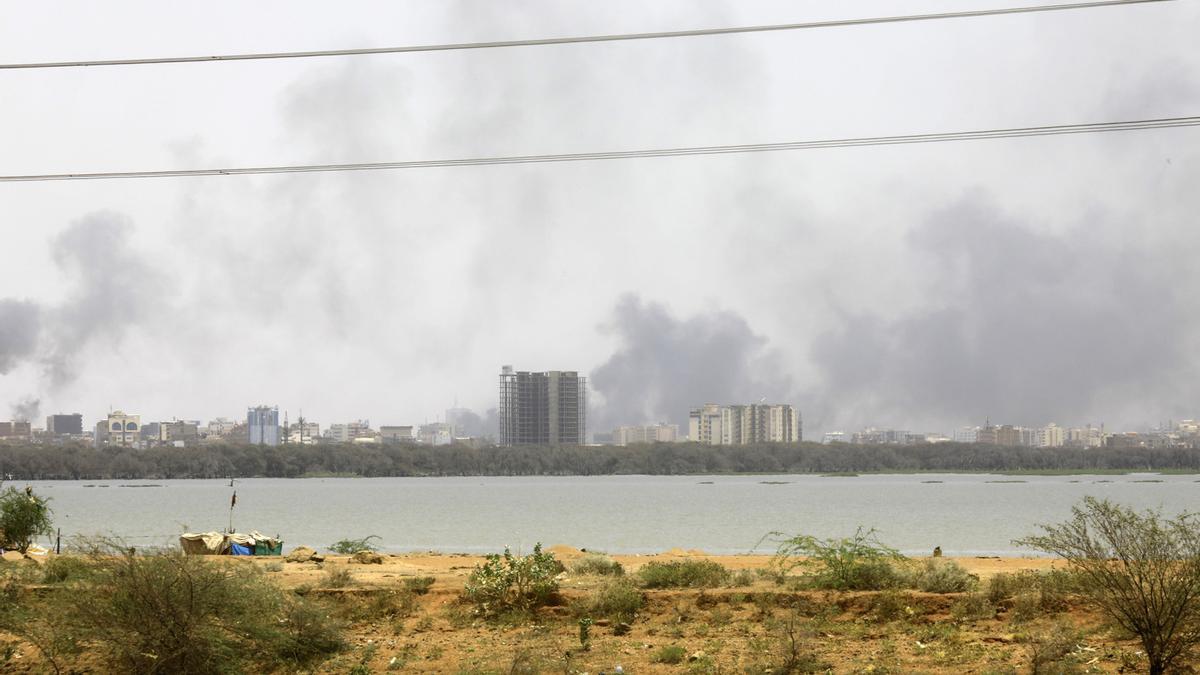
[[499, 366, 587, 445]]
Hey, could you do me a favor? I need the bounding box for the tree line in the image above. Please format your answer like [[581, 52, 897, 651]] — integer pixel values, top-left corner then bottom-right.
[[0, 441, 1197, 480]]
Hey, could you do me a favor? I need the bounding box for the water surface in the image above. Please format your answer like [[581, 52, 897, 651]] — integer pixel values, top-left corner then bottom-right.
[[23, 473, 1199, 556]]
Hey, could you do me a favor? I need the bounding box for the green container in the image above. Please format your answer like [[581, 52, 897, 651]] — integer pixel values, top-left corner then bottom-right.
[[254, 540, 283, 556]]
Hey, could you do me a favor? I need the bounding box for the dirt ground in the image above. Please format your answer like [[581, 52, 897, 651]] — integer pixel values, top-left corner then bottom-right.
[[2, 548, 1150, 673]]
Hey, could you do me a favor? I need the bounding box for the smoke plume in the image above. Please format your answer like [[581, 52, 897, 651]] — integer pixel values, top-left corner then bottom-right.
[[9, 397, 40, 423], [0, 211, 163, 409], [808, 196, 1200, 431], [590, 294, 793, 432]]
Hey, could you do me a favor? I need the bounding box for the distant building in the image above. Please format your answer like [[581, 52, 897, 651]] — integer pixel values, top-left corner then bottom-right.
[[498, 366, 587, 445], [613, 424, 678, 446], [380, 425, 415, 444], [205, 417, 238, 438], [1038, 423, 1064, 448], [688, 404, 801, 445], [418, 422, 454, 446], [953, 426, 979, 443], [978, 424, 1020, 446], [247, 406, 280, 446], [286, 421, 320, 444], [46, 414, 83, 436], [143, 420, 201, 447], [0, 421, 32, 439], [327, 420, 372, 443], [95, 410, 140, 448], [822, 431, 848, 444]]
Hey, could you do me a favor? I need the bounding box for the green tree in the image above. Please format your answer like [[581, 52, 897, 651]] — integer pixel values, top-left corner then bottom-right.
[[1017, 497, 1200, 675], [0, 486, 53, 553]]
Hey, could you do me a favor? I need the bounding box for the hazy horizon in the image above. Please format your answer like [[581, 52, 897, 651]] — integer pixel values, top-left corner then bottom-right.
[[2, 1, 1198, 438]]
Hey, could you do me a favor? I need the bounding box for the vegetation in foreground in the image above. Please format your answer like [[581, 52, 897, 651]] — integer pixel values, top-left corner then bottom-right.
[[0, 494, 1198, 673]]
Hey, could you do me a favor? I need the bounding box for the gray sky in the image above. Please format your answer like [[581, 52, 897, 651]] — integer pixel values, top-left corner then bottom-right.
[[1, 0, 1197, 436]]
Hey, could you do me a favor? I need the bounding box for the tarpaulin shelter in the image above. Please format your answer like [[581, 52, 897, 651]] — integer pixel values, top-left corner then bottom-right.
[[179, 530, 282, 556]]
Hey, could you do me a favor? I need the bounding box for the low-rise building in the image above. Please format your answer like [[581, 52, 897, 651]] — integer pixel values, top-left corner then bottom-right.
[[46, 414, 83, 436], [327, 420, 372, 443], [95, 410, 141, 448], [613, 424, 678, 446], [380, 425, 415, 443]]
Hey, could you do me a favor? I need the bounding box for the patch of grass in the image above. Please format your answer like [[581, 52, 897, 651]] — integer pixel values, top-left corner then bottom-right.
[[38, 556, 96, 584], [653, 644, 687, 664], [769, 527, 906, 591], [323, 565, 356, 588], [402, 576, 435, 594], [638, 559, 731, 588], [574, 577, 644, 624], [571, 553, 624, 576], [870, 590, 918, 623], [906, 558, 977, 593], [951, 593, 996, 622]]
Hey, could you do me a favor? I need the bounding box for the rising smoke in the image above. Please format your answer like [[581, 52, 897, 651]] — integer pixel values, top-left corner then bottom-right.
[[0, 211, 162, 412], [590, 294, 793, 432], [807, 196, 1200, 432]]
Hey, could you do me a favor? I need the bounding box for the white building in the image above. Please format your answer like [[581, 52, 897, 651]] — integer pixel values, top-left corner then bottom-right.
[[418, 422, 454, 446], [613, 424, 679, 446], [822, 431, 848, 444], [380, 425, 415, 443], [1038, 423, 1065, 448], [95, 410, 141, 448], [328, 420, 372, 443], [206, 417, 238, 437], [953, 426, 979, 443], [688, 404, 800, 445]]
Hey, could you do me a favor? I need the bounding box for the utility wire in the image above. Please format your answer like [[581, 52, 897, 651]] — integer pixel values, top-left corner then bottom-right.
[[1, 116, 1194, 182], [0, 0, 1174, 70]]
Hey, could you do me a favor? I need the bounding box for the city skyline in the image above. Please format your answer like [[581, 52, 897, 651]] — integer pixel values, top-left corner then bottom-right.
[[2, 1, 1199, 440]]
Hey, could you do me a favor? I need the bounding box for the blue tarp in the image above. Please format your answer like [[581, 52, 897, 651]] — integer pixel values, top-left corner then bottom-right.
[[229, 543, 253, 556]]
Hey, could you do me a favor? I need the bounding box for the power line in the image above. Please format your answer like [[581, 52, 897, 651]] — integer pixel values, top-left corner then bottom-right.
[[1, 116, 1194, 183], [0, 0, 1174, 70]]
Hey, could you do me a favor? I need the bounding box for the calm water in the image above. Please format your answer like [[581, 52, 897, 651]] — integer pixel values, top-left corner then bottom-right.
[[21, 474, 1200, 556]]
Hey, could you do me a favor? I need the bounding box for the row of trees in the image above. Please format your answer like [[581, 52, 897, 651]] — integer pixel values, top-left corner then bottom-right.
[[1, 440, 1197, 480]]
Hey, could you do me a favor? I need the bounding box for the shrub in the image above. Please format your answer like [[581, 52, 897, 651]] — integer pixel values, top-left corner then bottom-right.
[[575, 577, 644, 624], [463, 543, 561, 616], [323, 565, 356, 588], [0, 486, 53, 553], [571, 553, 624, 576], [403, 576, 435, 594], [769, 527, 906, 591], [1017, 497, 1200, 675], [869, 590, 915, 623], [950, 593, 995, 622], [729, 568, 756, 587], [907, 558, 977, 593], [653, 645, 687, 664], [329, 535, 380, 554], [39, 556, 96, 585], [68, 547, 343, 672], [987, 570, 1071, 613], [1010, 591, 1042, 623], [1024, 622, 1081, 675], [638, 559, 730, 588]]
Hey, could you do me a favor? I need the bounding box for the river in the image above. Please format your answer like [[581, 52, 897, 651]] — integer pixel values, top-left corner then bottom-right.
[[20, 473, 1200, 556]]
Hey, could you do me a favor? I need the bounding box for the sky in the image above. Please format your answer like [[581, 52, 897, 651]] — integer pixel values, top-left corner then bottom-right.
[[1, 0, 1198, 438]]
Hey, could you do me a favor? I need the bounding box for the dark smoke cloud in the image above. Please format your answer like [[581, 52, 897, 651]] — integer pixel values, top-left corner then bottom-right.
[[0, 300, 40, 374], [0, 211, 163, 407], [809, 196, 1200, 431], [590, 294, 792, 432], [42, 211, 163, 388]]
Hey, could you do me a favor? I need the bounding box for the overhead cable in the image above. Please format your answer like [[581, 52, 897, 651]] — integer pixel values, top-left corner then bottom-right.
[[0, 0, 1175, 70], [1, 116, 1195, 182]]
